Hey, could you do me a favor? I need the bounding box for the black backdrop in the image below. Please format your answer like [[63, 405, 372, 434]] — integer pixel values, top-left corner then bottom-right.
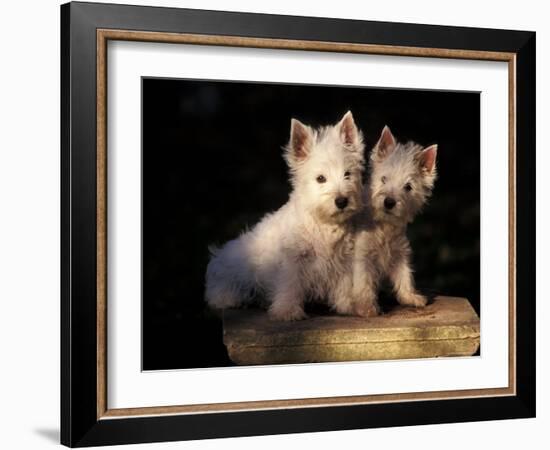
[[142, 78, 480, 370]]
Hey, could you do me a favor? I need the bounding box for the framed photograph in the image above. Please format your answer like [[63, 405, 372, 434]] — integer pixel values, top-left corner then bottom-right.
[[61, 1, 535, 447]]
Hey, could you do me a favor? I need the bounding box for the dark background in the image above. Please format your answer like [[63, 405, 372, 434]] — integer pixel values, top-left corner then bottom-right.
[[142, 78, 480, 370]]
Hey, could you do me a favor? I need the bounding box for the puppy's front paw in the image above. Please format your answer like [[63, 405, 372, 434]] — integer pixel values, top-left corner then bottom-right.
[[399, 293, 428, 308], [353, 301, 381, 318], [268, 302, 307, 321]]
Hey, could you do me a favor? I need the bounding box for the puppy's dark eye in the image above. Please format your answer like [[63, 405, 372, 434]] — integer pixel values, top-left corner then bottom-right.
[[381, 176, 387, 184], [316, 175, 327, 184], [404, 183, 413, 192], [344, 171, 351, 179]]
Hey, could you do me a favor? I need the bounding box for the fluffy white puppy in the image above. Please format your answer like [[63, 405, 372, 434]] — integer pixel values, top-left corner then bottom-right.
[[205, 112, 365, 320]]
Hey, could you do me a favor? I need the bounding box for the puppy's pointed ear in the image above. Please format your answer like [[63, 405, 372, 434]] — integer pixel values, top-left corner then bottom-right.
[[418, 144, 438, 173], [289, 118, 313, 162], [338, 111, 361, 147], [373, 126, 396, 160]]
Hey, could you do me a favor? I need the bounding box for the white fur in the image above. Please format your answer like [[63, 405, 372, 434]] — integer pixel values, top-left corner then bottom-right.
[[205, 112, 365, 320], [349, 126, 438, 317]]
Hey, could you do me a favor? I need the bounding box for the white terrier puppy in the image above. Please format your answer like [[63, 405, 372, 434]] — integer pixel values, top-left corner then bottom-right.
[[205, 112, 365, 321], [348, 126, 438, 317]]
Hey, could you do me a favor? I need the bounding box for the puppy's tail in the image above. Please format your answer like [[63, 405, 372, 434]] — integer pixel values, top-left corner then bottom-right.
[[204, 240, 253, 310]]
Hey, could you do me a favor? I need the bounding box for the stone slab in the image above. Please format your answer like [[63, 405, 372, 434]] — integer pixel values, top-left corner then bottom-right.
[[223, 296, 480, 365]]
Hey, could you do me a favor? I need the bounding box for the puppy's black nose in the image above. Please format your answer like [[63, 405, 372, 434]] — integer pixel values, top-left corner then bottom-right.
[[335, 196, 349, 210], [384, 197, 396, 210]]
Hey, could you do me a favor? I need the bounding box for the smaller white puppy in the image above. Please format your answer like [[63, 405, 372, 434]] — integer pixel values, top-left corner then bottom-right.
[[348, 126, 438, 317]]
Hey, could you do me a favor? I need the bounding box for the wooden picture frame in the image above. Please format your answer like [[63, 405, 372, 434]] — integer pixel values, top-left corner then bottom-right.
[[61, 1, 535, 446]]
